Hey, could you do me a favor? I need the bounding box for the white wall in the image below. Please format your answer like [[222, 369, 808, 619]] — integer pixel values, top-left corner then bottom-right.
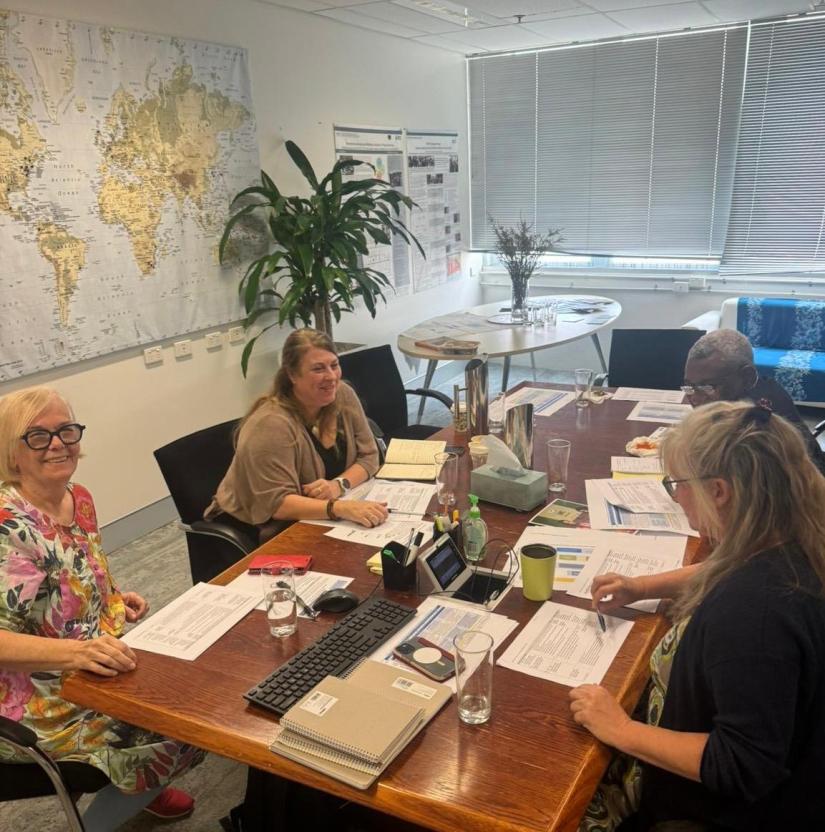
[[0, 0, 475, 529]]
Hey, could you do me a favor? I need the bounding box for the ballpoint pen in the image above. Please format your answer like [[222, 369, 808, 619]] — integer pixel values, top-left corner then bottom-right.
[[277, 580, 318, 619], [405, 530, 424, 566], [596, 603, 607, 633]]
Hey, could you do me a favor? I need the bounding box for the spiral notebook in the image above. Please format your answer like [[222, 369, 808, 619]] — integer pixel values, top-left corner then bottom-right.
[[270, 660, 451, 789]]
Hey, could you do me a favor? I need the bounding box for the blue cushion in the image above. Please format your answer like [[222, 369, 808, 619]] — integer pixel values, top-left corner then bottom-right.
[[752, 346, 825, 402], [737, 297, 825, 352]]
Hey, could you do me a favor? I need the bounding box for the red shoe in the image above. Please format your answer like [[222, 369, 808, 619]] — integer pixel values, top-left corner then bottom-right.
[[143, 787, 195, 820]]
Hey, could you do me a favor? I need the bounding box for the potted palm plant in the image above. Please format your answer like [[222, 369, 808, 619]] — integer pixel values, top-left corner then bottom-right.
[[490, 218, 563, 324], [220, 140, 423, 374]]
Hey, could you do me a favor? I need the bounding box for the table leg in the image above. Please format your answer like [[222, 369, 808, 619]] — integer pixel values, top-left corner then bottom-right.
[[417, 359, 438, 423], [502, 356, 511, 392], [530, 351, 537, 381], [591, 333, 608, 373]]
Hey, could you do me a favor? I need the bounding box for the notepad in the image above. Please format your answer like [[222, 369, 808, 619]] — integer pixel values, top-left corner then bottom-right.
[[270, 660, 450, 789], [377, 438, 447, 481]]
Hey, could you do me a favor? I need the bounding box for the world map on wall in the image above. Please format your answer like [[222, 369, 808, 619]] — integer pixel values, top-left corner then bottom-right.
[[0, 9, 259, 380]]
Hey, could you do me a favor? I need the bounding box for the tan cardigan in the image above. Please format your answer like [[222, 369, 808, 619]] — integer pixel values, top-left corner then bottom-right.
[[205, 383, 379, 526]]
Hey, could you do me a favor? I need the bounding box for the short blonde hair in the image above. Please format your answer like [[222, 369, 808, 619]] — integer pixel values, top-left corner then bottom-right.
[[0, 387, 73, 485], [661, 400, 825, 619]]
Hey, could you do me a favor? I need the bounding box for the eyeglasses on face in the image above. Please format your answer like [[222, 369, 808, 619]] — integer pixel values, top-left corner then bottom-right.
[[20, 423, 86, 450], [661, 474, 716, 499], [680, 366, 747, 398]]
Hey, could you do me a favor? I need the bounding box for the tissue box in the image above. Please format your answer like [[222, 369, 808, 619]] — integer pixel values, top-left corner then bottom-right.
[[470, 464, 548, 512]]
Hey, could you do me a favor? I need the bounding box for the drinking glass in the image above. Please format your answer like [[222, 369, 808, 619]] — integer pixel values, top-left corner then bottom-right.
[[546, 438, 571, 492], [574, 368, 593, 408], [544, 300, 558, 327], [453, 630, 494, 725], [434, 451, 458, 511], [262, 565, 297, 638]]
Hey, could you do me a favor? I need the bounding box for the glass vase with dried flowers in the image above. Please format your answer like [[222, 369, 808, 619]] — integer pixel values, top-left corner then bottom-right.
[[490, 218, 563, 324]]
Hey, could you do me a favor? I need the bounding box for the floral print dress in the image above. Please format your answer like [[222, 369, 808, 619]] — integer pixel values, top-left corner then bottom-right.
[[0, 482, 204, 793]]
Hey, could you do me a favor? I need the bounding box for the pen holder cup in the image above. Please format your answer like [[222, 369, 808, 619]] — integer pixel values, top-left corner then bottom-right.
[[381, 540, 417, 591]]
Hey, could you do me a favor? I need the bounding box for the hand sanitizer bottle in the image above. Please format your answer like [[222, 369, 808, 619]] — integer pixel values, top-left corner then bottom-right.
[[462, 493, 488, 563]]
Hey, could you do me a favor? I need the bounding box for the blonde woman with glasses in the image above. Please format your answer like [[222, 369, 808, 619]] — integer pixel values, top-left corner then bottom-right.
[[0, 387, 204, 830], [571, 401, 825, 832]]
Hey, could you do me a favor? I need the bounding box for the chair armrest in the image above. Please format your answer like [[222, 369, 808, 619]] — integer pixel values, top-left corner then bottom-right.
[[187, 521, 256, 555], [0, 714, 38, 749], [682, 310, 720, 331], [814, 418, 825, 439], [405, 388, 453, 410]]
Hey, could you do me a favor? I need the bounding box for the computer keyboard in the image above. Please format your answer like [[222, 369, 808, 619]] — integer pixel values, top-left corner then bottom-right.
[[244, 596, 416, 716]]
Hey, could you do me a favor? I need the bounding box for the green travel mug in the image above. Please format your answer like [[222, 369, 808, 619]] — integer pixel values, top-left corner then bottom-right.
[[520, 544, 557, 601]]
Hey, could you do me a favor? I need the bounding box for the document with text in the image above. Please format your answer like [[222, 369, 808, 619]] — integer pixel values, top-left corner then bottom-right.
[[498, 601, 633, 686], [123, 583, 259, 660], [228, 570, 354, 617], [489, 386, 576, 420], [612, 387, 685, 403], [627, 401, 692, 425], [587, 479, 697, 536], [599, 479, 676, 514], [567, 535, 686, 613], [610, 456, 663, 474]]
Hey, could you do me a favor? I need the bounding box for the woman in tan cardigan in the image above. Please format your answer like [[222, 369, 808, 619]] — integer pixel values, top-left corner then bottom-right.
[[206, 329, 387, 540]]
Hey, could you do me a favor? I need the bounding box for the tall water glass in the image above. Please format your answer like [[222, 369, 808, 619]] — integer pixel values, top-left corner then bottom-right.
[[262, 565, 297, 638], [453, 630, 494, 725], [434, 451, 458, 512], [546, 438, 571, 493], [574, 368, 593, 408]]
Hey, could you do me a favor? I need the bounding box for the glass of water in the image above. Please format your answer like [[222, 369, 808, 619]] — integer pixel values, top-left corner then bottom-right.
[[434, 451, 458, 512], [453, 630, 494, 725], [262, 565, 297, 638]]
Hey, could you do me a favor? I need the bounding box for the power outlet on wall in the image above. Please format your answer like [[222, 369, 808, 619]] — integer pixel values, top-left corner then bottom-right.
[[143, 346, 163, 367], [205, 332, 223, 350], [228, 326, 245, 345], [174, 339, 192, 359]]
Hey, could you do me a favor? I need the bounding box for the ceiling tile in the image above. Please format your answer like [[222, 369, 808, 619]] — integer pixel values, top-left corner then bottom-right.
[[256, 0, 332, 11], [355, 2, 468, 33], [584, 0, 703, 10], [608, 2, 720, 33], [317, 7, 427, 36], [460, 0, 587, 20], [416, 24, 553, 52], [412, 33, 480, 53], [701, 0, 811, 20], [523, 13, 629, 41]]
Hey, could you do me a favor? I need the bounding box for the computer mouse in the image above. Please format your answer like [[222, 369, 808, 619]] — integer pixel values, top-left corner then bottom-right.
[[312, 588, 360, 614]]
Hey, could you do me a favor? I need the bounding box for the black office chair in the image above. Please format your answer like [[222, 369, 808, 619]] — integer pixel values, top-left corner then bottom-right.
[[597, 329, 706, 390], [154, 419, 258, 585], [815, 418, 825, 439], [0, 715, 109, 831], [339, 345, 453, 441]]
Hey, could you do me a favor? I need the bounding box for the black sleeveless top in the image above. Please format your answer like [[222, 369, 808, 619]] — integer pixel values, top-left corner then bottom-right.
[[305, 425, 347, 480]]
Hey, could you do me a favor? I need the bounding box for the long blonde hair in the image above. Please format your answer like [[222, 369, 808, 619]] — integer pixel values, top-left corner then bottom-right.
[[662, 400, 825, 620], [0, 387, 74, 485], [237, 328, 340, 441]]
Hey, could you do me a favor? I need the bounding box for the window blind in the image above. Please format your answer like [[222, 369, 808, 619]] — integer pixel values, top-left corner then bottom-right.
[[469, 28, 747, 257], [720, 16, 825, 277]]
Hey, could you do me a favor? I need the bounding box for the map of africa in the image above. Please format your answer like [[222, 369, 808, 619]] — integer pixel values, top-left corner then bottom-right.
[[0, 9, 259, 379]]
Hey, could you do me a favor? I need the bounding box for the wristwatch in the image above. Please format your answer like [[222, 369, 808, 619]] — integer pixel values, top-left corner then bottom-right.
[[335, 477, 351, 496]]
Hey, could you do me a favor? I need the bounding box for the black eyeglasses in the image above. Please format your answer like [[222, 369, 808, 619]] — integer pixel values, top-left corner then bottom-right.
[[661, 474, 716, 499], [20, 423, 86, 451]]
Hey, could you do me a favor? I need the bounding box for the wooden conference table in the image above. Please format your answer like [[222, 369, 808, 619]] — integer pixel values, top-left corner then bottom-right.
[[398, 295, 622, 420], [63, 387, 695, 832]]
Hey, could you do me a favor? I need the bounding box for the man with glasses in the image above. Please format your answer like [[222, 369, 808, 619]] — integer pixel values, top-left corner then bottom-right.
[[682, 329, 825, 474]]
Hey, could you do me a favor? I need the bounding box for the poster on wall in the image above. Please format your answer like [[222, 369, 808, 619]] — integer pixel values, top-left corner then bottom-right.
[[0, 9, 259, 381], [406, 131, 462, 293], [333, 125, 411, 297]]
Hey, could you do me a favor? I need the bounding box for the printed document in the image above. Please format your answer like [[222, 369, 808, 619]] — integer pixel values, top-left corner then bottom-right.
[[599, 479, 675, 514], [228, 570, 354, 618], [627, 401, 693, 425], [611, 456, 663, 474], [324, 519, 432, 548], [489, 386, 576, 421], [498, 601, 633, 686], [363, 480, 435, 519], [567, 535, 686, 613], [123, 583, 259, 660], [587, 479, 698, 536], [371, 596, 517, 692], [612, 388, 685, 403]]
